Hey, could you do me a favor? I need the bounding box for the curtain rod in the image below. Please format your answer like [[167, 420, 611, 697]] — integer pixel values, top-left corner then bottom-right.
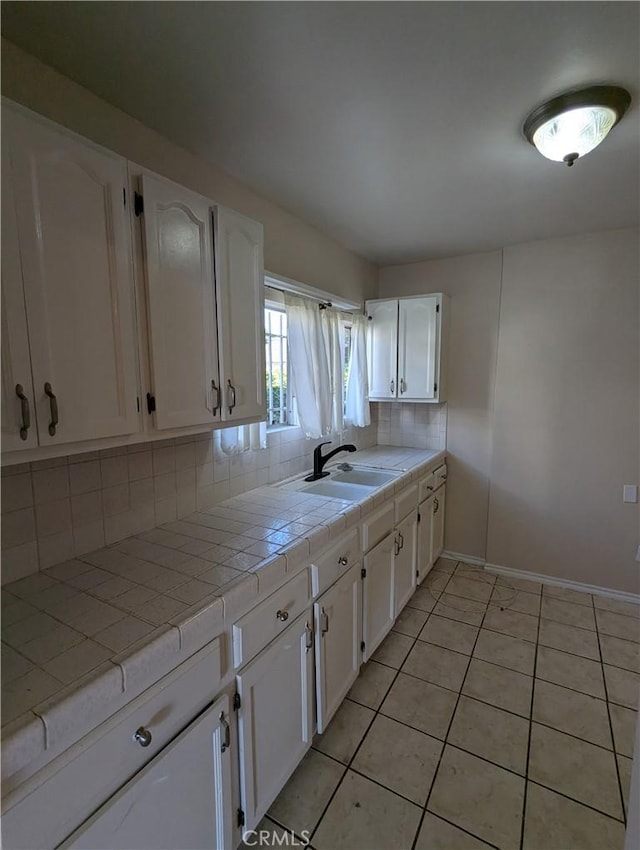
[[264, 271, 362, 313]]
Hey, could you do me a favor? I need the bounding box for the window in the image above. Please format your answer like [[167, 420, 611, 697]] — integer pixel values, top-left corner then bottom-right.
[[264, 306, 292, 426], [265, 299, 353, 429]]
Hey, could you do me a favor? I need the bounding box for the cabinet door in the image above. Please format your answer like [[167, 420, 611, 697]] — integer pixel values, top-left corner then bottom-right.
[[214, 206, 266, 422], [362, 533, 395, 661], [1, 131, 37, 451], [366, 299, 398, 400], [61, 695, 233, 850], [432, 485, 446, 561], [394, 511, 417, 617], [141, 174, 220, 430], [398, 296, 439, 400], [417, 495, 435, 585], [6, 106, 140, 445], [237, 611, 314, 831], [315, 562, 362, 733]]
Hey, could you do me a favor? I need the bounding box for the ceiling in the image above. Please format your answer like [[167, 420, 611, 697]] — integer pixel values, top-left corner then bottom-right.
[[2, 2, 639, 265]]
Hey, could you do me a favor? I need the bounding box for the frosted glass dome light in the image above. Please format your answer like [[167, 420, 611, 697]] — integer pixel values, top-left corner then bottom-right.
[[523, 86, 631, 166]]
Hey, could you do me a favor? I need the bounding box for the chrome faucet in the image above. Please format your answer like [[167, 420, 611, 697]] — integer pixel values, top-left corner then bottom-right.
[[305, 441, 357, 482]]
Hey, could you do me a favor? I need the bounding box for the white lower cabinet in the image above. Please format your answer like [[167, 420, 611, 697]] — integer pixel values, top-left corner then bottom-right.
[[362, 533, 395, 661], [393, 509, 417, 616], [61, 694, 233, 850], [417, 493, 436, 585], [432, 485, 446, 561], [236, 610, 314, 832], [314, 562, 362, 733]]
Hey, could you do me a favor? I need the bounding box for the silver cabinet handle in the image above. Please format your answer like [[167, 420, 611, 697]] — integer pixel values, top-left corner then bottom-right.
[[305, 621, 313, 651], [434, 497, 439, 515], [15, 384, 30, 440], [44, 382, 58, 436], [338, 556, 348, 566], [320, 607, 329, 635], [441, 474, 447, 481], [394, 536, 400, 556], [276, 609, 289, 622], [390, 379, 395, 394], [211, 379, 221, 416], [398, 531, 404, 550], [133, 726, 152, 747], [400, 378, 406, 394], [227, 379, 236, 414], [220, 710, 230, 752], [426, 485, 434, 491]]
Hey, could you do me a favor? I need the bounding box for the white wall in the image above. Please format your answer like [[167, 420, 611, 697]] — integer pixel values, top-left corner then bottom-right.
[[487, 229, 639, 594], [0, 38, 377, 305], [379, 250, 503, 561], [381, 229, 639, 595]]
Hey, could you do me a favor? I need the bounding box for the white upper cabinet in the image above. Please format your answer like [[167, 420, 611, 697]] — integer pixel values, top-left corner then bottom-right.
[[366, 294, 449, 403], [214, 206, 266, 422], [5, 105, 140, 446], [366, 299, 398, 399], [1, 130, 37, 451], [140, 173, 220, 430]]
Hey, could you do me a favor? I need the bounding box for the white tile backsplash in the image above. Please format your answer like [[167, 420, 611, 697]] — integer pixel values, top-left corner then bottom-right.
[[375, 402, 447, 451], [1, 414, 378, 581]]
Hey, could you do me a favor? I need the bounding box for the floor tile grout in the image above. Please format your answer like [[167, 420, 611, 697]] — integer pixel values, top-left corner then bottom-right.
[[519, 588, 542, 850]]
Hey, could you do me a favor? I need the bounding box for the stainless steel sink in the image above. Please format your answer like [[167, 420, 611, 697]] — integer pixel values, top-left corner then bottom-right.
[[281, 463, 401, 502]]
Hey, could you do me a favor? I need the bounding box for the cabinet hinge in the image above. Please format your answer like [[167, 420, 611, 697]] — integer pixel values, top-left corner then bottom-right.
[[237, 808, 245, 828], [146, 393, 156, 414], [434, 382, 438, 393], [360, 640, 366, 653], [233, 692, 241, 711], [123, 187, 126, 207], [436, 303, 440, 313], [417, 511, 421, 523], [134, 191, 144, 217], [361, 567, 366, 579], [136, 396, 140, 413]]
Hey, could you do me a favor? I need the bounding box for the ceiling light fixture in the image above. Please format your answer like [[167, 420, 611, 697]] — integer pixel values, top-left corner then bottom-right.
[[523, 85, 631, 166]]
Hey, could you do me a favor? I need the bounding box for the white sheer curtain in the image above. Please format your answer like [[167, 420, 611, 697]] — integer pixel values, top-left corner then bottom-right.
[[286, 295, 331, 438], [217, 421, 266, 456], [345, 313, 371, 427]]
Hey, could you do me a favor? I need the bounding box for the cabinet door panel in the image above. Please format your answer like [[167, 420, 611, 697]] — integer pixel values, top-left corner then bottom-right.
[[1, 134, 37, 451], [366, 299, 398, 400], [417, 496, 435, 585], [398, 296, 438, 400], [141, 174, 219, 430], [362, 533, 395, 661], [432, 486, 446, 561], [215, 207, 266, 421], [7, 107, 140, 445], [61, 695, 232, 850], [237, 611, 314, 831], [394, 511, 417, 617], [315, 562, 362, 732]]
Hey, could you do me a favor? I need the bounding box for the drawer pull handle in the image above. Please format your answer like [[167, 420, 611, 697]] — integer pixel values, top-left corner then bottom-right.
[[15, 384, 30, 440], [321, 607, 329, 634], [220, 711, 230, 752], [276, 609, 289, 622], [133, 726, 152, 747], [44, 382, 58, 436], [338, 556, 349, 566]]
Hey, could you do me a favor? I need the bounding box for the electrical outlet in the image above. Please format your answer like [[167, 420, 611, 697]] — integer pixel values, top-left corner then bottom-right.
[[623, 485, 638, 504], [637, 545, 640, 563]]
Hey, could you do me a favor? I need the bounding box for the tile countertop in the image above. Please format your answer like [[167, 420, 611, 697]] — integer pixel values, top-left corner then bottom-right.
[[1, 446, 444, 784]]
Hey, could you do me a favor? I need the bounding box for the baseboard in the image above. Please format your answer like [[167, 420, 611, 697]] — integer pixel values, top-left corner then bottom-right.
[[484, 561, 640, 605], [441, 550, 486, 568], [442, 549, 639, 604]]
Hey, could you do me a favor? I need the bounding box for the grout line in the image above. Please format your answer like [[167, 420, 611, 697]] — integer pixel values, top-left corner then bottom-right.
[[593, 593, 629, 826], [519, 590, 542, 850]]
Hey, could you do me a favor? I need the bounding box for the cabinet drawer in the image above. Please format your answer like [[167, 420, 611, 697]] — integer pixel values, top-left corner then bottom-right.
[[1, 639, 222, 850], [395, 484, 418, 523], [434, 463, 447, 488], [419, 472, 436, 502], [361, 502, 394, 552], [310, 529, 360, 597], [233, 569, 310, 669]]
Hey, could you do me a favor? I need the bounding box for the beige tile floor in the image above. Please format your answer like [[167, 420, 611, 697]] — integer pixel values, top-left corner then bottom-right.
[[258, 559, 639, 850]]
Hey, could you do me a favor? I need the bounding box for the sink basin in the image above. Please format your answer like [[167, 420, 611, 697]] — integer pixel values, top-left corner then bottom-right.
[[300, 479, 375, 501], [331, 468, 399, 487]]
